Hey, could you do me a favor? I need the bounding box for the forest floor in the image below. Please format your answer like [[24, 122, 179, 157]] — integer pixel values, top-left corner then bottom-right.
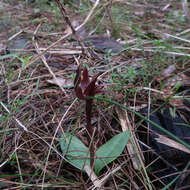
[[0, 1, 190, 189]]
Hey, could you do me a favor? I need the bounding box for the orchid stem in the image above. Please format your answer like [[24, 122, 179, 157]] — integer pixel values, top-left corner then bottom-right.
[[86, 98, 93, 136], [86, 98, 95, 168]]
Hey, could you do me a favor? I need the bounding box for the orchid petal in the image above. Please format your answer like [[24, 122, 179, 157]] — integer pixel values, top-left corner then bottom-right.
[[80, 67, 90, 91], [84, 72, 102, 97]]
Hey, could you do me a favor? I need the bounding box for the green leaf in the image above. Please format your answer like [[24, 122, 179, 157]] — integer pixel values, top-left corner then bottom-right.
[[60, 133, 90, 171], [94, 131, 130, 174]]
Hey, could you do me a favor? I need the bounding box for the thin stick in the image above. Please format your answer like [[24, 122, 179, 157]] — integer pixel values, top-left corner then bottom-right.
[[0, 101, 28, 132], [53, 0, 87, 55]]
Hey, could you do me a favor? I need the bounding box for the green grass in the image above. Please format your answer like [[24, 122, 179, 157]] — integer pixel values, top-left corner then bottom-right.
[[0, 0, 190, 189]]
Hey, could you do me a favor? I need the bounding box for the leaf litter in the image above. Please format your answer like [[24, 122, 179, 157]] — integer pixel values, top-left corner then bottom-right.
[[0, 0, 190, 189]]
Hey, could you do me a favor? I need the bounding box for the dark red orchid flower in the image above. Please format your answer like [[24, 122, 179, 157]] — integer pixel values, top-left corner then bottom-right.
[[74, 65, 102, 100]]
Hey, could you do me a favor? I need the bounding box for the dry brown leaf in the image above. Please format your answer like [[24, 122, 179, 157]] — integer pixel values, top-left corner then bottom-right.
[[161, 65, 176, 78], [84, 35, 124, 54], [167, 73, 190, 87], [47, 77, 73, 88]]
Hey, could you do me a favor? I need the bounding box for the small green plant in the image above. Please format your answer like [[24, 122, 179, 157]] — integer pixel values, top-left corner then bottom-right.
[[60, 65, 130, 175]]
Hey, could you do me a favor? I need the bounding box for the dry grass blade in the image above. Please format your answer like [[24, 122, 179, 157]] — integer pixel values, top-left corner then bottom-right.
[[115, 107, 153, 190], [182, 0, 190, 19], [131, 48, 190, 57], [38, 48, 82, 55], [155, 134, 190, 154], [84, 165, 102, 189], [32, 23, 67, 95], [0, 101, 28, 132], [115, 107, 144, 170], [90, 165, 122, 190]]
